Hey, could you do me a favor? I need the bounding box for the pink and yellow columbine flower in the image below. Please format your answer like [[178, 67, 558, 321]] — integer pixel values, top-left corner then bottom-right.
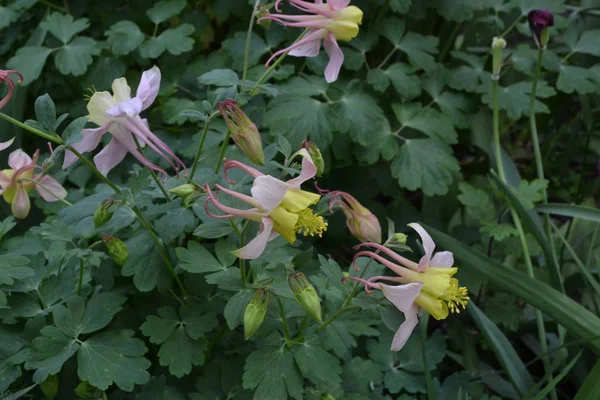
[[63, 66, 186, 178], [205, 149, 327, 259], [344, 223, 469, 351], [0, 139, 67, 219], [0, 69, 23, 109], [259, 0, 363, 83], [317, 184, 381, 243]]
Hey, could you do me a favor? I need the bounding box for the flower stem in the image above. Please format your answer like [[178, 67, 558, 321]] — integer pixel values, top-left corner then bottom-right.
[[249, 28, 309, 95], [214, 129, 232, 174], [131, 135, 171, 201], [492, 78, 556, 399], [0, 112, 61, 144], [241, 0, 261, 89], [190, 113, 218, 179], [276, 295, 291, 344]]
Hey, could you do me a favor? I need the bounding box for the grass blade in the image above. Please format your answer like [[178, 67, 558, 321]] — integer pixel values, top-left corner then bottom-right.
[[424, 224, 600, 354], [469, 302, 535, 395], [529, 351, 582, 400], [574, 359, 600, 400], [537, 203, 600, 224]]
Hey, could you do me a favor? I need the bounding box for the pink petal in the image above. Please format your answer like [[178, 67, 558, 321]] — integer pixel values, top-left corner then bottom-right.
[[35, 175, 67, 202], [265, 29, 328, 66], [136, 66, 161, 110], [106, 97, 143, 118], [0, 137, 15, 152], [408, 222, 435, 272], [289, 30, 322, 57], [323, 34, 344, 83], [430, 251, 454, 268], [380, 283, 423, 313], [0, 171, 10, 192], [63, 125, 111, 169], [8, 149, 32, 170], [11, 186, 30, 219], [391, 304, 419, 351], [232, 218, 275, 260], [327, 0, 350, 10], [251, 175, 288, 214], [93, 137, 129, 176], [285, 148, 317, 189]]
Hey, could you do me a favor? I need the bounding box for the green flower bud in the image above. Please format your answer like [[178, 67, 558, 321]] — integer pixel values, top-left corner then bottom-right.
[[390, 233, 408, 245], [491, 37, 506, 80], [257, 7, 272, 29], [169, 183, 196, 198], [302, 141, 325, 177], [217, 99, 265, 166], [41, 375, 59, 400], [74, 381, 104, 399], [102, 234, 129, 266], [289, 272, 322, 322], [244, 289, 270, 339], [93, 199, 116, 228]]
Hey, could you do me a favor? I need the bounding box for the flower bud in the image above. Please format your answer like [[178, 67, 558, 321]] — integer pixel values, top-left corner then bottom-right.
[[491, 37, 507, 80], [390, 233, 408, 245], [74, 381, 103, 399], [339, 198, 381, 244], [102, 234, 129, 266], [289, 272, 322, 322], [217, 99, 265, 166], [41, 375, 59, 400], [93, 199, 116, 228], [302, 141, 325, 177], [169, 183, 196, 198], [244, 289, 270, 339], [528, 10, 554, 50], [257, 7, 272, 29]]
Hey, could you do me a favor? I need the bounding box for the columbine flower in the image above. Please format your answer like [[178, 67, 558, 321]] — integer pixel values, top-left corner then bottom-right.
[[259, 0, 363, 82], [0, 69, 23, 110], [317, 184, 381, 243], [0, 140, 67, 219], [63, 66, 186, 178], [344, 223, 469, 351], [205, 149, 327, 259], [528, 10, 554, 50], [217, 99, 265, 166]]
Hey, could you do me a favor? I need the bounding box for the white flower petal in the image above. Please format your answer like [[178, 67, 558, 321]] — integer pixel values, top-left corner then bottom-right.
[[251, 175, 288, 214]]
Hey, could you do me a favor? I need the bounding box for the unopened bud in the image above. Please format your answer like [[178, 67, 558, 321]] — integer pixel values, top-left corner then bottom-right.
[[75, 381, 103, 399], [528, 9, 554, 50], [169, 183, 195, 198], [41, 375, 59, 400], [102, 234, 129, 266], [302, 141, 325, 177], [257, 7, 272, 29], [217, 99, 265, 166], [491, 37, 506, 80], [93, 199, 116, 228], [390, 233, 407, 245], [244, 289, 270, 339], [289, 272, 322, 322]]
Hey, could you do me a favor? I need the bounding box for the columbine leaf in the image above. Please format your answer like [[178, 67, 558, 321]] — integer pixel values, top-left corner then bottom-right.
[[176, 241, 226, 274], [106, 21, 145, 55], [457, 182, 496, 223], [391, 139, 460, 196], [479, 80, 556, 120], [293, 335, 342, 386], [147, 0, 187, 24], [54, 37, 101, 76], [331, 91, 387, 146], [513, 179, 548, 210], [77, 330, 151, 391], [573, 29, 600, 56], [392, 103, 457, 144], [27, 326, 79, 383], [122, 232, 172, 292], [0, 255, 33, 286], [223, 32, 268, 70], [556, 65, 598, 94], [398, 32, 439, 71], [7, 46, 53, 85], [243, 346, 303, 400], [40, 12, 89, 43], [158, 24, 195, 56]]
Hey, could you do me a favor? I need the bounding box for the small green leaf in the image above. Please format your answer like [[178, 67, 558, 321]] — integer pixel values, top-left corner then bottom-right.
[[513, 179, 548, 210], [198, 69, 241, 87], [243, 346, 304, 400], [27, 326, 79, 383], [147, 0, 187, 24], [176, 241, 224, 274], [573, 29, 600, 56], [224, 289, 253, 329], [40, 12, 89, 43], [457, 182, 495, 222], [34, 93, 56, 131], [223, 32, 268, 70], [7, 46, 53, 85], [158, 24, 195, 56], [106, 21, 145, 55], [0, 255, 34, 285], [392, 103, 457, 144], [293, 335, 342, 386], [54, 37, 101, 76], [557, 65, 598, 94], [193, 220, 234, 239]]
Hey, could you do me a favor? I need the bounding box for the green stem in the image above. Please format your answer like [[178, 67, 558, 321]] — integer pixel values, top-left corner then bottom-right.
[[131, 135, 171, 201], [0, 113, 61, 144], [438, 23, 462, 63], [190, 113, 217, 179], [77, 259, 84, 295], [38, 0, 66, 12], [249, 29, 309, 94], [241, 0, 261, 88], [529, 49, 547, 201], [492, 78, 556, 400], [214, 129, 232, 173], [276, 296, 291, 343]]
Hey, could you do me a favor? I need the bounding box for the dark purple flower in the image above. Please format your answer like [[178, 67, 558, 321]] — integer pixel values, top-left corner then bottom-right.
[[528, 10, 554, 49]]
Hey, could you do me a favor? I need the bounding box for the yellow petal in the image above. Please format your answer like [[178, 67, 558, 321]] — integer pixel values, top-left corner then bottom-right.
[[338, 6, 363, 24], [281, 189, 320, 213], [414, 292, 449, 320], [87, 91, 117, 126], [112, 77, 131, 103], [270, 205, 298, 244]]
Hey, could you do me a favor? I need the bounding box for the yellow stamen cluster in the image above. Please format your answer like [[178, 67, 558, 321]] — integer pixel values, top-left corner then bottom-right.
[[441, 281, 470, 314], [294, 208, 328, 238]]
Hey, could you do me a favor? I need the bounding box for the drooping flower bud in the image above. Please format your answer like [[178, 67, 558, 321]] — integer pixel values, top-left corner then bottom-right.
[[244, 288, 270, 339], [288, 272, 322, 322], [0, 69, 23, 110], [302, 141, 325, 177], [256, 6, 272, 29], [102, 234, 129, 266], [528, 10, 554, 50], [93, 199, 116, 228], [217, 99, 265, 166], [41, 375, 59, 400], [491, 37, 507, 80]]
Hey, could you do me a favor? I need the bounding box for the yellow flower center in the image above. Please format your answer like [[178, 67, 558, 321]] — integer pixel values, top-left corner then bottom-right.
[[326, 6, 363, 41], [406, 269, 469, 320], [441, 278, 470, 314], [1, 169, 34, 204], [294, 208, 328, 237]]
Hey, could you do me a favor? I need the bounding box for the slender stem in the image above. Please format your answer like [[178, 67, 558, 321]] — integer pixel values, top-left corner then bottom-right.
[[376, 48, 398, 70], [238, 220, 251, 283], [241, 0, 261, 88], [63, 0, 70, 14], [131, 135, 171, 201], [276, 296, 291, 343], [38, 0, 66, 12], [190, 113, 217, 179], [214, 129, 232, 173], [77, 259, 84, 295], [529, 49, 547, 201], [438, 23, 462, 63], [0, 113, 61, 144], [249, 29, 309, 94], [493, 77, 556, 400]]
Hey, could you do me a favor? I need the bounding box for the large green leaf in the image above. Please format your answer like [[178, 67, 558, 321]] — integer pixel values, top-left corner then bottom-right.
[[424, 225, 600, 354]]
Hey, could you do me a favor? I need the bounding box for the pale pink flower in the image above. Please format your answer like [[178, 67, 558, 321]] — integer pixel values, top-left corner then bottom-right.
[[259, 0, 363, 83], [0, 140, 67, 219], [344, 223, 468, 351], [204, 149, 326, 259], [63, 67, 186, 178]]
